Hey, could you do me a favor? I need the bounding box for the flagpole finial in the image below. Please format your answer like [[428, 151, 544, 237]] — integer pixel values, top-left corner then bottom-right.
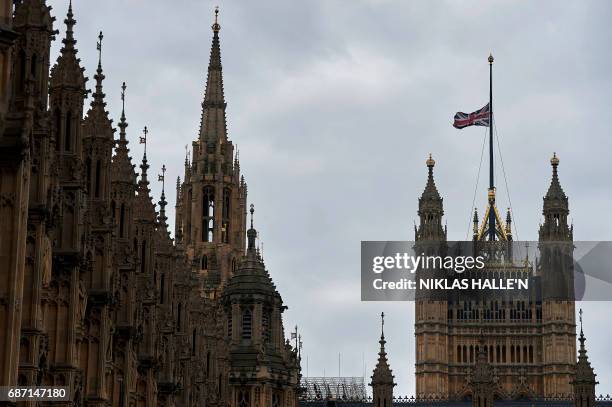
[[488, 53, 494, 64]]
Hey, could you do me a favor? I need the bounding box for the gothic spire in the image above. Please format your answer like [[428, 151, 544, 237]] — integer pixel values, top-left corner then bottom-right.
[[158, 164, 168, 225], [572, 309, 598, 406], [83, 30, 114, 139], [139, 126, 149, 188], [112, 82, 137, 185], [198, 7, 228, 144], [371, 312, 395, 386], [544, 152, 568, 205], [540, 153, 571, 241], [416, 154, 445, 241], [50, 0, 86, 91], [421, 154, 442, 203], [63, 0, 76, 53], [91, 30, 106, 109]]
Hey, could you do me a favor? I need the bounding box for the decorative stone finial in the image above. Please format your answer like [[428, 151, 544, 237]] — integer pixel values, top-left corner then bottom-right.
[[488, 53, 494, 64]]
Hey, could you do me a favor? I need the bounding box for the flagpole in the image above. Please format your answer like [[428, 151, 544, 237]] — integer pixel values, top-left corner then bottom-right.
[[488, 53, 495, 241]]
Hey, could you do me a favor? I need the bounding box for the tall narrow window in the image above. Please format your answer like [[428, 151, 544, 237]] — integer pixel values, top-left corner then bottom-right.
[[95, 160, 101, 198], [85, 158, 92, 193], [262, 311, 271, 343], [241, 309, 252, 340], [192, 329, 197, 356], [227, 313, 232, 338], [140, 240, 146, 274], [201, 255, 208, 270], [160, 274, 165, 304], [222, 188, 231, 243], [17, 50, 26, 91], [206, 351, 211, 376], [54, 109, 61, 151], [203, 186, 215, 242], [119, 204, 126, 238], [65, 111, 72, 151], [177, 303, 182, 331], [30, 53, 37, 81]]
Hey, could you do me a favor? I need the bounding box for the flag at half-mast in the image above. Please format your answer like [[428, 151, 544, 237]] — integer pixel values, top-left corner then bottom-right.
[[453, 103, 491, 129]]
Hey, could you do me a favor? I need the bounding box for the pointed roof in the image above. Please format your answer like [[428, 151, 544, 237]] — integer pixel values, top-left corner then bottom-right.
[[543, 152, 568, 212], [371, 312, 395, 386], [198, 7, 228, 144], [419, 154, 442, 210], [83, 31, 114, 138], [112, 82, 137, 185], [49, 1, 86, 91], [134, 127, 157, 222], [573, 309, 598, 385], [222, 204, 280, 298]]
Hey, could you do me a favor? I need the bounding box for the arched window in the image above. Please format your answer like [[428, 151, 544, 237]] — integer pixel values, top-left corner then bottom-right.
[[203, 186, 215, 242], [241, 309, 252, 340], [94, 160, 101, 198], [119, 204, 126, 238], [222, 188, 231, 243], [529, 345, 534, 363], [65, 111, 72, 151], [201, 255, 208, 270]]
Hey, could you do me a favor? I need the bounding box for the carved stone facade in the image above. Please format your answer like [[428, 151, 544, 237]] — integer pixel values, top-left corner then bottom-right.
[[414, 154, 578, 401], [0, 2, 300, 406]]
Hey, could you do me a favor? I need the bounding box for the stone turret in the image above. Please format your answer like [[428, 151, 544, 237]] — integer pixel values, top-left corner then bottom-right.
[[370, 312, 395, 407], [571, 310, 598, 407]]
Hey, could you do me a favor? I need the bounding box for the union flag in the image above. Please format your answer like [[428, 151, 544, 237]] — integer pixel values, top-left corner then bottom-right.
[[453, 103, 491, 129]]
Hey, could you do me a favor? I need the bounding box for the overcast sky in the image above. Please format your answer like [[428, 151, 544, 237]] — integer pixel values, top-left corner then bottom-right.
[[48, 0, 612, 397]]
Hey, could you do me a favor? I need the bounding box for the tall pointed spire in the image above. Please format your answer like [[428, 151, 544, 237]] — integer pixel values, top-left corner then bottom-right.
[[416, 154, 445, 241], [139, 126, 150, 189], [63, 0, 77, 53], [198, 6, 228, 143], [572, 309, 598, 407], [92, 30, 106, 108], [158, 164, 168, 225], [370, 312, 395, 407], [112, 81, 137, 185], [50, 0, 86, 91], [247, 203, 257, 252]]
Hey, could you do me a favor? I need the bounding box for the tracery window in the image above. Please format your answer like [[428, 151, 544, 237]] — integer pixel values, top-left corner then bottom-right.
[[203, 186, 215, 242]]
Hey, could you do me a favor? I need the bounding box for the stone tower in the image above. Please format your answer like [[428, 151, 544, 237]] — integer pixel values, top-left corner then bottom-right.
[[539, 153, 576, 397], [414, 153, 577, 400], [571, 310, 597, 407], [370, 312, 395, 407], [220, 205, 300, 407], [175, 8, 247, 298], [414, 154, 449, 398]]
